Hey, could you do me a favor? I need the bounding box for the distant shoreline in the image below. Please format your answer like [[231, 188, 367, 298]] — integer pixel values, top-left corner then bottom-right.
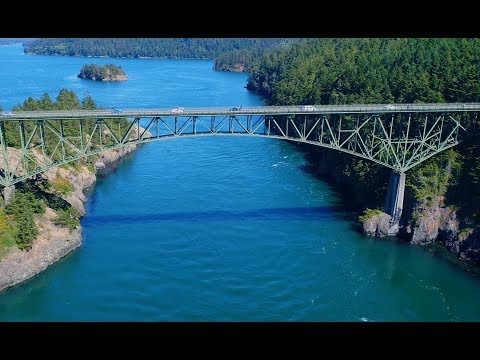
[[25, 52, 214, 61]]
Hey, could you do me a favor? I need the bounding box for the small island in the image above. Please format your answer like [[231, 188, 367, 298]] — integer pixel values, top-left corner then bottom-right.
[[77, 63, 127, 81]]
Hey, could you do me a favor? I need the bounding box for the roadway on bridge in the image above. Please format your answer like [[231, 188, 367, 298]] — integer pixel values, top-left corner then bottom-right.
[[2, 103, 480, 120]]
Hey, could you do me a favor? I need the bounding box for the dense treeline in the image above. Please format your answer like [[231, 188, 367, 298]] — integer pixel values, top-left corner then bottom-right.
[[11, 89, 98, 111], [247, 38, 480, 105], [213, 39, 307, 72], [214, 49, 260, 72], [25, 38, 286, 60], [1, 90, 127, 256], [78, 63, 126, 81], [247, 38, 480, 233], [9, 89, 130, 164]]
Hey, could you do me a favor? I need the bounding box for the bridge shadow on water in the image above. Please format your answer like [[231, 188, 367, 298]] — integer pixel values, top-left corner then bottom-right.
[[82, 206, 340, 226]]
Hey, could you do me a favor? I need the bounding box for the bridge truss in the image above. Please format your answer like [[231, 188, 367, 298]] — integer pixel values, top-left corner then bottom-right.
[[0, 105, 472, 187]]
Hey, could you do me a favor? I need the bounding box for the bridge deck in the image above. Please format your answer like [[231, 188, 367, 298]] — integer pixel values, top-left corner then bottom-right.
[[2, 103, 480, 120]]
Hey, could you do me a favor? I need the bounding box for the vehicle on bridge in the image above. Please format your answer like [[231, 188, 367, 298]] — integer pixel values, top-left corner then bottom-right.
[[229, 106, 242, 111], [111, 108, 123, 114], [0, 111, 13, 117], [385, 105, 397, 110], [301, 105, 317, 111], [171, 107, 184, 114]]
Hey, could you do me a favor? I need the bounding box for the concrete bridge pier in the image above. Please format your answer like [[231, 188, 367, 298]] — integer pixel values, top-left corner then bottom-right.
[[1, 185, 15, 208], [384, 171, 405, 235]]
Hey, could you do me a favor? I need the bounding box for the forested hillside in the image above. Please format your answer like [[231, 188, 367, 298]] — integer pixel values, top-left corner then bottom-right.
[[213, 39, 307, 72], [247, 38, 480, 104], [247, 38, 480, 264], [24, 38, 284, 59]]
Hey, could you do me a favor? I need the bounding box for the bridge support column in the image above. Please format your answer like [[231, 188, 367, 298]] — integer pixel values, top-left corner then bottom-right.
[[1, 185, 15, 208], [384, 171, 405, 234]]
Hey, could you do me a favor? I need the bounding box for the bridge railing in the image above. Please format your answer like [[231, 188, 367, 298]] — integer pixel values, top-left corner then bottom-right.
[[3, 103, 480, 120]]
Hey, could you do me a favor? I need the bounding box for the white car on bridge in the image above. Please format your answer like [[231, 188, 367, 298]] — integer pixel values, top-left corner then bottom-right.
[[171, 107, 184, 114]]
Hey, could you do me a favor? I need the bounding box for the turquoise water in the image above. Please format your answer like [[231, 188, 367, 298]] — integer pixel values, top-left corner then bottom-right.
[[1, 44, 480, 321]]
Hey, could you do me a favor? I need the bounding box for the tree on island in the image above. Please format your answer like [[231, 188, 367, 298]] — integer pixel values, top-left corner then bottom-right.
[[78, 64, 127, 81]]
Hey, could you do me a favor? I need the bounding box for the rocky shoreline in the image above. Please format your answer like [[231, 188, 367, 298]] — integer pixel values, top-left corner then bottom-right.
[[300, 145, 480, 268], [78, 74, 127, 82], [0, 127, 144, 293], [0, 211, 82, 292], [360, 198, 480, 265]]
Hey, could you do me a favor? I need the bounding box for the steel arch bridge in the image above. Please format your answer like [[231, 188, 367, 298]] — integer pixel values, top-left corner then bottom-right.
[[1, 103, 478, 226]]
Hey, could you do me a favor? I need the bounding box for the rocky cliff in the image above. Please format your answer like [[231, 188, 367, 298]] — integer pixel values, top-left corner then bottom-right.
[[0, 208, 82, 292], [303, 146, 479, 267], [0, 126, 146, 292], [359, 194, 480, 266]]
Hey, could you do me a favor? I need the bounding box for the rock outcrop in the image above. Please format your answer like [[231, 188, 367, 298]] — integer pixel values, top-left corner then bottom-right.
[[409, 197, 459, 246], [438, 206, 460, 247], [0, 125, 148, 292], [0, 208, 82, 292], [362, 211, 392, 237], [360, 193, 480, 267], [455, 229, 480, 263], [94, 143, 136, 176]]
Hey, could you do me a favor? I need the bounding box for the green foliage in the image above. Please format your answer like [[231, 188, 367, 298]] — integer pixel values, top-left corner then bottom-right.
[[5, 190, 45, 250], [50, 173, 74, 195], [406, 149, 461, 201], [358, 208, 384, 223], [64, 160, 84, 172], [78, 63, 126, 81], [213, 42, 306, 73], [15, 178, 70, 212], [0, 208, 17, 259], [458, 227, 474, 240], [214, 49, 258, 72], [55, 89, 82, 110], [350, 158, 389, 207], [248, 38, 480, 105], [11, 89, 83, 112], [85, 158, 97, 173], [25, 38, 294, 60], [54, 207, 80, 231], [2, 177, 81, 251], [6, 189, 45, 216], [447, 135, 480, 223], [82, 95, 97, 110], [411, 209, 422, 223], [7, 89, 130, 166]]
